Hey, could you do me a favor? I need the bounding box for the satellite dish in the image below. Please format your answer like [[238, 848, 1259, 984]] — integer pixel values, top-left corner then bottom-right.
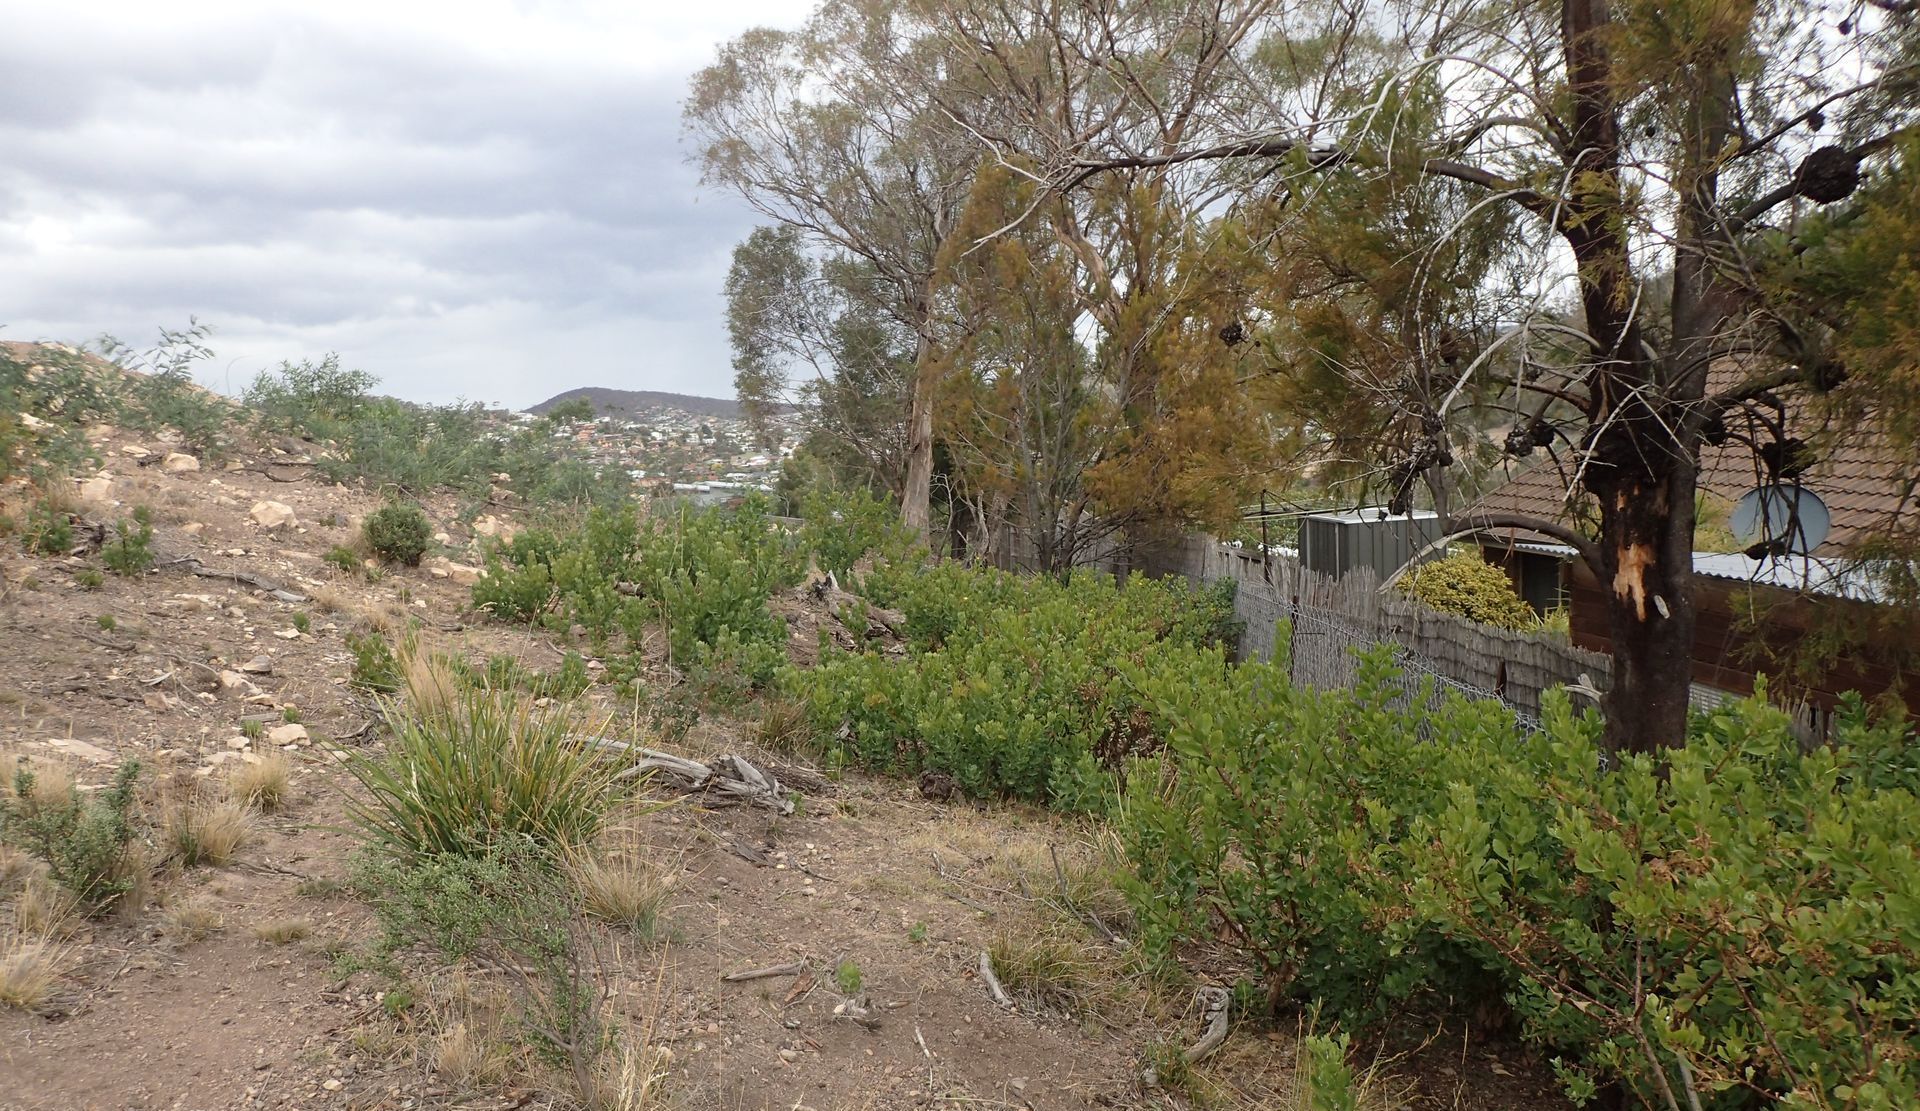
[[1730, 483, 1830, 558]]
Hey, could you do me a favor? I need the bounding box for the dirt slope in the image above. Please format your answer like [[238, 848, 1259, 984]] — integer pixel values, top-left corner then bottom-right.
[[0, 423, 1562, 1111]]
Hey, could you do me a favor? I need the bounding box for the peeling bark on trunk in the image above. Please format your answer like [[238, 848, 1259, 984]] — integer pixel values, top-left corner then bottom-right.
[[900, 327, 936, 542], [1593, 462, 1698, 753]]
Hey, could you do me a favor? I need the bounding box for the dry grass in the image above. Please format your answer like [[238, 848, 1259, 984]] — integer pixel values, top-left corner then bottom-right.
[[986, 914, 1111, 1015], [0, 843, 35, 891], [161, 899, 225, 944], [163, 796, 253, 867], [432, 1021, 513, 1090], [309, 585, 345, 614], [252, 918, 314, 945], [401, 645, 458, 723], [10, 874, 81, 939], [0, 935, 71, 1010], [749, 698, 810, 757], [568, 840, 674, 941], [227, 751, 293, 812]]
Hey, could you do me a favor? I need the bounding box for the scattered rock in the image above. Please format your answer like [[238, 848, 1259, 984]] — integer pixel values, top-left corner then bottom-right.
[[225, 736, 252, 751], [161, 452, 201, 473], [120, 444, 151, 459], [76, 474, 115, 503], [267, 723, 309, 746], [426, 557, 485, 585], [18, 411, 48, 430], [433, 531, 452, 545], [218, 671, 260, 696], [250, 500, 298, 530], [42, 738, 115, 763], [181, 522, 206, 536], [238, 655, 275, 675]]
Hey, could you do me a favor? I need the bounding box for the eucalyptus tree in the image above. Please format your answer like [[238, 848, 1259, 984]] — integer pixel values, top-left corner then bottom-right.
[[687, 0, 980, 539], [971, 0, 1920, 754], [724, 225, 915, 494]]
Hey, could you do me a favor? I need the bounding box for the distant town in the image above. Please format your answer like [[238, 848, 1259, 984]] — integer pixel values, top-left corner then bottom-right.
[[503, 389, 805, 506]]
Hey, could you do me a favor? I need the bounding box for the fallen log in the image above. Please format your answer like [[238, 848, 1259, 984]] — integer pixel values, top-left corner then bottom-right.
[[586, 738, 794, 814], [155, 556, 309, 603]]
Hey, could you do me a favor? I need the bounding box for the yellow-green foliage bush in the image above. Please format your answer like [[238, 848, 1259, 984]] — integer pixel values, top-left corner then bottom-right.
[[1397, 550, 1537, 630]]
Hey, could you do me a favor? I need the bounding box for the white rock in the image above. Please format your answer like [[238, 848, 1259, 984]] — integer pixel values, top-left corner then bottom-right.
[[427, 557, 485, 585], [267, 723, 309, 746], [18, 411, 48, 430], [225, 736, 251, 750], [249, 500, 297, 529], [161, 452, 200, 473], [119, 444, 150, 458], [75, 475, 114, 503], [218, 670, 258, 695]]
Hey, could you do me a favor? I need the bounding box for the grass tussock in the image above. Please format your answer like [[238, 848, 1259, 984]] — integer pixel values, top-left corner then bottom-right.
[[0, 935, 71, 1010], [987, 915, 1110, 1015], [163, 796, 252, 867], [252, 917, 313, 945], [750, 698, 810, 757], [341, 681, 617, 858], [432, 1020, 513, 1091], [567, 845, 673, 941], [161, 899, 225, 944], [227, 751, 293, 813], [10, 874, 81, 939], [0, 843, 35, 891]]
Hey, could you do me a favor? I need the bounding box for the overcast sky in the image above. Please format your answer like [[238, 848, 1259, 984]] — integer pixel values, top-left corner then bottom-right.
[[0, 0, 801, 408]]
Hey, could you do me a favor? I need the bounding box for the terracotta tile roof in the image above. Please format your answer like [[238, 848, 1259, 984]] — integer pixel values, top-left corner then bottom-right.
[[1465, 372, 1917, 555]]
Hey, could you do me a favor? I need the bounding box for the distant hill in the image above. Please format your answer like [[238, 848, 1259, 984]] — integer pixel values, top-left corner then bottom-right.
[[528, 387, 795, 421]]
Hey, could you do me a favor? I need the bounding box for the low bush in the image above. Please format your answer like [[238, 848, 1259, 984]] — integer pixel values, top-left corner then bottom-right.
[[21, 503, 72, 557], [474, 497, 804, 689], [786, 568, 1238, 806], [364, 503, 432, 566], [1396, 550, 1537, 630], [347, 631, 403, 693], [351, 837, 618, 1099], [0, 760, 143, 914], [1112, 635, 1920, 1109], [339, 685, 617, 859], [101, 507, 155, 576]]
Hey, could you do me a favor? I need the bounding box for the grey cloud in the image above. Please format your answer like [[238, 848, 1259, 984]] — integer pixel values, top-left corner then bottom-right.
[[0, 6, 768, 406]]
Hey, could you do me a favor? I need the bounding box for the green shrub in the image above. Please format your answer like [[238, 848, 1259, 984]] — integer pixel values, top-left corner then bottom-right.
[[22, 503, 72, 557], [1116, 640, 1506, 1025], [75, 569, 104, 591], [323, 545, 362, 575], [363, 503, 432, 566], [1396, 550, 1538, 630], [338, 686, 617, 859], [346, 632, 402, 693], [1406, 689, 1920, 1109], [799, 486, 908, 583], [1112, 634, 1920, 1109], [351, 837, 616, 1096], [474, 497, 804, 688], [101, 508, 154, 576], [787, 568, 1239, 805], [0, 760, 143, 914]]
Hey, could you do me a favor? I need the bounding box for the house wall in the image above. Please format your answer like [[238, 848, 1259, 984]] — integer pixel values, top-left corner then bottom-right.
[[1566, 564, 1919, 715]]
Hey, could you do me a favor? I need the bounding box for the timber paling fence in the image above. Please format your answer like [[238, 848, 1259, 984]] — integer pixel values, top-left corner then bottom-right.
[[1129, 536, 1614, 731]]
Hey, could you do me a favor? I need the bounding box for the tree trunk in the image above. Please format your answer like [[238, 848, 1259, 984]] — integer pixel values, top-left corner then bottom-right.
[[1594, 459, 1699, 754], [900, 290, 939, 544]]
